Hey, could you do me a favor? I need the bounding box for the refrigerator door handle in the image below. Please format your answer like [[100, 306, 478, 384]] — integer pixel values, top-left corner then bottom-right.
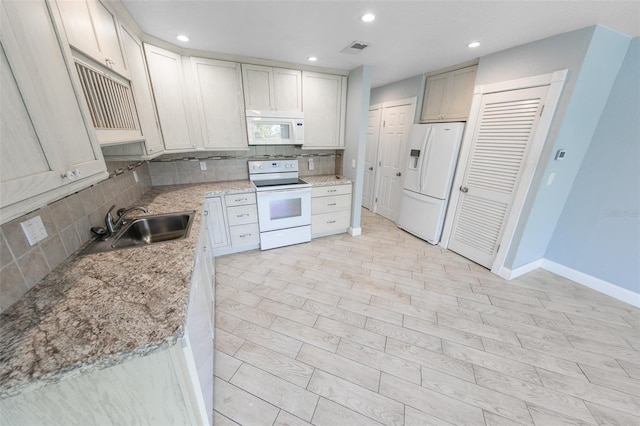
[[417, 127, 433, 193]]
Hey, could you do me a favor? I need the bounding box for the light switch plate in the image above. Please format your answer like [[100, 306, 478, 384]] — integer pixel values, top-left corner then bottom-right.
[[20, 215, 48, 246], [200, 161, 207, 171]]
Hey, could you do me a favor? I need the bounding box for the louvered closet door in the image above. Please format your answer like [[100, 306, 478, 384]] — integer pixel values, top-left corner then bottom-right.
[[449, 85, 549, 268]]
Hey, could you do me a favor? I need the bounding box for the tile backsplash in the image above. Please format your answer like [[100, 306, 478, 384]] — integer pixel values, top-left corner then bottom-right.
[[0, 163, 151, 312], [149, 146, 342, 186]]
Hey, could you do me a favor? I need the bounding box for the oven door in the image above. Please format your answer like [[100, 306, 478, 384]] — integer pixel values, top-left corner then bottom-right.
[[256, 188, 311, 232]]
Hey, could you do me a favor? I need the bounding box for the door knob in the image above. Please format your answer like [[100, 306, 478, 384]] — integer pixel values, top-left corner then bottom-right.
[[460, 186, 469, 193], [396, 172, 402, 177], [368, 167, 373, 171]]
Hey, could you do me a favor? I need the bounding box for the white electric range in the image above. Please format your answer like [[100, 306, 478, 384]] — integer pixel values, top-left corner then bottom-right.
[[248, 159, 311, 250]]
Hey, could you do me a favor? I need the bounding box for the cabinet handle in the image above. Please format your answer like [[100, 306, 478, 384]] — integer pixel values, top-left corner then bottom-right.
[[236, 213, 249, 218], [239, 234, 252, 238], [326, 220, 336, 224], [327, 189, 337, 193], [203, 210, 209, 216], [235, 198, 248, 202], [327, 203, 337, 206]]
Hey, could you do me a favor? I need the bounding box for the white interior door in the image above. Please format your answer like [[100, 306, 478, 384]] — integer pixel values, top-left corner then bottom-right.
[[374, 103, 414, 222], [448, 85, 549, 268], [362, 107, 381, 210]]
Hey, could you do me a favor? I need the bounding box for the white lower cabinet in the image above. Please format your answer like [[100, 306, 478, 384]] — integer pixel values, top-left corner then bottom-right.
[[311, 183, 352, 238], [206, 192, 260, 256]]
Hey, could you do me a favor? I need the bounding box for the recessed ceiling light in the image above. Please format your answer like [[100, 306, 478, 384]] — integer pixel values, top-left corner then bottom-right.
[[467, 41, 480, 48], [176, 35, 190, 42], [308, 56, 318, 62], [361, 13, 376, 23]]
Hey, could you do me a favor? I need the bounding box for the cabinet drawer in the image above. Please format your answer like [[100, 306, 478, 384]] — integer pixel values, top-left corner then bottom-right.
[[230, 223, 260, 247], [227, 204, 258, 226], [312, 211, 350, 236], [312, 194, 351, 214], [312, 184, 352, 198], [225, 192, 256, 207]]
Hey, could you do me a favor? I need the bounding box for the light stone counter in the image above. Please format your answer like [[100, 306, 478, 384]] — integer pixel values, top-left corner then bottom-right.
[[0, 180, 254, 398], [303, 175, 353, 186]]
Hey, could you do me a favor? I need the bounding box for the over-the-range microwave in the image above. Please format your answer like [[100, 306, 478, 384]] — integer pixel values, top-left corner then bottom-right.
[[246, 110, 304, 146]]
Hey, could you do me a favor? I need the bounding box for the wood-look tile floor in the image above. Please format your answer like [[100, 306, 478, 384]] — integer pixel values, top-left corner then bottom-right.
[[213, 210, 640, 426]]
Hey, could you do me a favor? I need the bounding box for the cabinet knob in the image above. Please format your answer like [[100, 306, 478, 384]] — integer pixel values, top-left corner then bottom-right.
[[396, 172, 402, 177], [368, 167, 374, 171], [460, 186, 469, 193]]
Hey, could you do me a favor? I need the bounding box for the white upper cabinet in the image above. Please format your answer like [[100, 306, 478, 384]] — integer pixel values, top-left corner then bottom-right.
[[119, 28, 164, 157], [144, 44, 195, 151], [420, 65, 477, 122], [192, 58, 248, 150], [55, 0, 128, 77], [0, 0, 106, 223], [242, 64, 302, 112], [302, 72, 347, 148]]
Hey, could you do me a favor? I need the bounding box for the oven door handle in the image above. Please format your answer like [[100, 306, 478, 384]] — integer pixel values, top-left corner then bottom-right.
[[257, 187, 310, 196]]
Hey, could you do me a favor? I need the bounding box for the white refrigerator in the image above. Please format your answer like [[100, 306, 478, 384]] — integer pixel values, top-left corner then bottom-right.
[[397, 122, 465, 244]]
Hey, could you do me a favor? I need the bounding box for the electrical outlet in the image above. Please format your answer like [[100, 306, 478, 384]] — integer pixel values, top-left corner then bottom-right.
[[351, 159, 356, 168], [308, 158, 314, 171], [20, 216, 48, 246], [200, 161, 207, 171]]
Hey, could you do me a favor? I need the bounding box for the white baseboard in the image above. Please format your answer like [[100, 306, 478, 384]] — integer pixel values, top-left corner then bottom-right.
[[541, 259, 640, 308], [497, 259, 543, 280], [348, 227, 362, 236]]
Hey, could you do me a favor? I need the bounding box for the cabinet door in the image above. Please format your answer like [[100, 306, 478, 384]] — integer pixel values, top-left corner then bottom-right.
[[242, 64, 273, 111], [56, 0, 127, 76], [192, 58, 248, 150], [420, 73, 448, 122], [120, 28, 164, 156], [273, 68, 302, 111], [1, 0, 106, 221], [302, 72, 347, 148], [205, 197, 230, 249], [443, 66, 477, 120], [144, 44, 194, 150]]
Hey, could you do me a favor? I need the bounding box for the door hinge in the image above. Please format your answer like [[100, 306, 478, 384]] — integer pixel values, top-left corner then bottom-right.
[[379, 161, 382, 166], [539, 104, 545, 116], [375, 197, 378, 203], [496, 244, 501, 253], [383, 120, 386, 127]]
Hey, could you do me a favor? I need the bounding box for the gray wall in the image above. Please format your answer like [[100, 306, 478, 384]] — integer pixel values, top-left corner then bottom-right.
[[486, 26, 630, 270], [344, 65, 373, 231], [545, 38, 640, 292], [369, 74, 425, 123]]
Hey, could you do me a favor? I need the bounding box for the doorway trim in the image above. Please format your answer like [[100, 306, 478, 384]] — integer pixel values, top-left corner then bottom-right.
[[441, 70, 568, 277]]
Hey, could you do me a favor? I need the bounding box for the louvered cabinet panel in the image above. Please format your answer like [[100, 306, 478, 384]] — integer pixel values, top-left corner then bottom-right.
[[449, 86, 548, 268]]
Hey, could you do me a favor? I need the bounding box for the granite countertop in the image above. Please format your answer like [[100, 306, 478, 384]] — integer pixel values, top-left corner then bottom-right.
[[303, 175, 352, 186], [0, 175, 344, 398], [0, 180, 254, 398]]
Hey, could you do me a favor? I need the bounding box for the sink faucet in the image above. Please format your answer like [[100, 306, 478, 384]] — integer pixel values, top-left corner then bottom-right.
[[104, 205, 148, 236]]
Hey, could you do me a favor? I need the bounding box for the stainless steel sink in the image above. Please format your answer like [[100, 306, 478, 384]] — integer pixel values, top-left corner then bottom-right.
[[80, 210, 196, 255]]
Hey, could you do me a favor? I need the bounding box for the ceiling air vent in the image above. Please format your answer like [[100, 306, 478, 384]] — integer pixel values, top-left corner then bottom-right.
[[340, 41, 371, 55]]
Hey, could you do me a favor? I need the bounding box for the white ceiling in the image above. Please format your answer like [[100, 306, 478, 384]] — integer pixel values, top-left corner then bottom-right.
[[120, 1, 640, 88]]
